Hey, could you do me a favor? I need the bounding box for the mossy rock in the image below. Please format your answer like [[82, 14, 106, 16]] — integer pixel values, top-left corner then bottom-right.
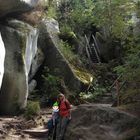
[[58, 31, 78, 49], [71, 65, 94, 85], [59, 31, 76, 40]]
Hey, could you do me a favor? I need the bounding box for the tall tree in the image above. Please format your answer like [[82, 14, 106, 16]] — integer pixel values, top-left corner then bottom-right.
[[92, 0, 135, 39]]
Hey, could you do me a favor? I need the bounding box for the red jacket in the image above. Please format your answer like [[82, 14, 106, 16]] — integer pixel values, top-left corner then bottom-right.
[[59, 99, 71, 117]]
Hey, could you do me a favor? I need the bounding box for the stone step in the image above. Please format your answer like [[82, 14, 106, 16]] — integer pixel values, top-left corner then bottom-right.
[[23, 128, 48, 137]]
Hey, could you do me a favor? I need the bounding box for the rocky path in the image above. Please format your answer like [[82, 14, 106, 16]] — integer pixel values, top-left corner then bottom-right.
[[0, 109, 52, 140], [0, 103, 139, 140]]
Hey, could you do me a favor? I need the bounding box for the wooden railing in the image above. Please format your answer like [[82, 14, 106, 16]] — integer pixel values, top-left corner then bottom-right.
[[109, 75, 126, 106]]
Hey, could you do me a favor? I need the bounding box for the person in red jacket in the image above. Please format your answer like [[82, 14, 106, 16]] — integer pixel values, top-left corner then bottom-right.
[[56, 93, 71, 140]]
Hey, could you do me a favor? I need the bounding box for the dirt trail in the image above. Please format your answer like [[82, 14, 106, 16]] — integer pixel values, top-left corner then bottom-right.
[[0, 108, 52, 140], [0, 104, 113, 140]]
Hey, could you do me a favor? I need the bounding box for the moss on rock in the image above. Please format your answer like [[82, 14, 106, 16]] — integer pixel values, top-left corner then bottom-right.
[[71, 65, 94, 85]]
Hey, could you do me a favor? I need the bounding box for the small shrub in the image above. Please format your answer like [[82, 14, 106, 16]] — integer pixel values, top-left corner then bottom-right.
[[39, 67, 61, 106], [47, 6, 57, 18], [24, 101, 40, 119], [79, 81, 106, 102]]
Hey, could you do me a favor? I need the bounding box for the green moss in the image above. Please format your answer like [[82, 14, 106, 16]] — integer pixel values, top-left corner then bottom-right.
[[10, 21, 31, 34], [59, 31, 76, 40], [71, 65, 94, 84], [59, 36, 94, 85]]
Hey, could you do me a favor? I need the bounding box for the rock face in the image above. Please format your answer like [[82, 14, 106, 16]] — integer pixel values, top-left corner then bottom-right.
[[24, 21, 39, 75], [0, 33, 5, 89], [0, 17, 90, 114], [29, 48, 45, 81], [28, 79, 37, 93], [38, 19, 91, 92], [0, 0, 39, 18], [0, 0, 92, 113], [65, 104, 140, 140], [0, 20, 39, 114]]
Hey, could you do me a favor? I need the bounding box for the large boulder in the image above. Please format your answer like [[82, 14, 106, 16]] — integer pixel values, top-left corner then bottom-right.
[[0, 33, 5, 89], [65, 104, 140, 140], [38, 18, 92, 93], [0, 20, 39, 114], [0, 0, 39, 18]]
